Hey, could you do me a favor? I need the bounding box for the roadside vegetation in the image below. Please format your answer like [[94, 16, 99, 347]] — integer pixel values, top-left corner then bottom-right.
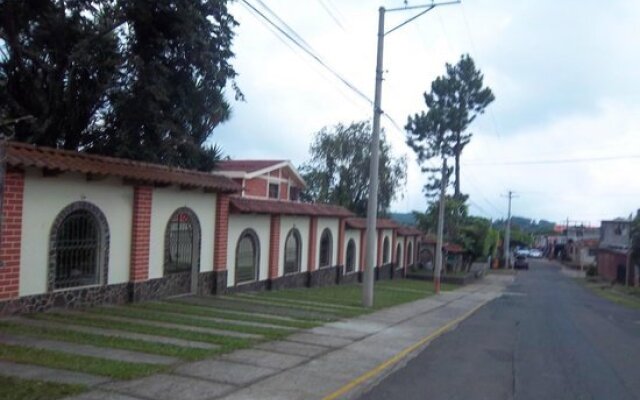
[[0, 376, 84, 400], [578, 280, 640, 310]]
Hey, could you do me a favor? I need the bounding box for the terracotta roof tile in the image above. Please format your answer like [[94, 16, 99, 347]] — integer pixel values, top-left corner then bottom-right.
[[216, 160, 285, 173], [444, 243, 464, 253], [397, 226, 423, 236], [345, 217, 400, 230], [421, 234, 438, 244], [229, 197, 353, 217], [5, 141, 240, 193]]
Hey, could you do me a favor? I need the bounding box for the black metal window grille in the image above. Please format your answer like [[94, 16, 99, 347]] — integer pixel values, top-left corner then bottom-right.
[[345, 239, 356, 273], [236, 230, 258, 284], [396, 243, 402, 268], [407, 242, 413, 265], [54, 210, 100, 289], [269, 183, 279, 199], [319, 229, 332, 268], [284, 229, 301, 274], [167, 211, 194, 273], [382, 237, 390, 264]]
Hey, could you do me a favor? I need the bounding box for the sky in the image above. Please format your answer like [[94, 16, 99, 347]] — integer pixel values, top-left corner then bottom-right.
[[214, 0, 640, 226]]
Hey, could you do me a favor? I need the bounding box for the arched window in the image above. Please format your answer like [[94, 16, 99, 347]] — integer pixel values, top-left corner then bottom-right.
[[284, 229, 301, 275], [382, 236, 390, 264], [165, 208, 200, 275], [396, 243, 402, 268], [345, 239, 356, 273], [407, 241, 413, 265], [236, 229, 259, 284], [319, 228, 333, 268], [49, 202, 109, 290]]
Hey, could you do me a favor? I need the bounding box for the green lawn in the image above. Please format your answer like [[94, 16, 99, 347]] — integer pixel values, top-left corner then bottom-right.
[[0, 376, 84, 400], [578, 279, 640, 310], [0, 344, 165, 380]]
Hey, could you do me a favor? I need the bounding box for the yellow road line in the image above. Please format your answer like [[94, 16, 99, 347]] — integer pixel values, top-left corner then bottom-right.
[[322, 301, 490, 400]]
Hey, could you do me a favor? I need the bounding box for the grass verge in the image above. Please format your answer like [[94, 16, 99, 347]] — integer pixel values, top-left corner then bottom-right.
[[0, 344, 165, 380], [0, 322, 216, 361], [578, 279, 640, 310], [0, 375, 85, 400]]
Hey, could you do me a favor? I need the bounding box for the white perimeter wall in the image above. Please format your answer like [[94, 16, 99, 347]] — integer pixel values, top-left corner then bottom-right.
[[279, 216, 310, 276], [20, 170, 134, 296], [227, 214, 270, 287], [344, 229, 361, 273], [148, 188, 217, 280], [316, 218, 339, 267]]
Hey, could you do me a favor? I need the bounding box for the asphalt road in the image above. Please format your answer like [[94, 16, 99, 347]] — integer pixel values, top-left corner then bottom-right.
[[359, 259, 640, 400]]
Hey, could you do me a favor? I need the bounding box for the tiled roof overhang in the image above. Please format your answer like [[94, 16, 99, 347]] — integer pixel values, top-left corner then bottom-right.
[[229, 196, 354, 218]]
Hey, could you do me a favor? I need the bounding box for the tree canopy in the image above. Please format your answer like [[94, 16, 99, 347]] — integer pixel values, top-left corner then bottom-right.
[[405, 54, 494, 198], [300, 121, 407, 216], [0, 0, 240, 170]]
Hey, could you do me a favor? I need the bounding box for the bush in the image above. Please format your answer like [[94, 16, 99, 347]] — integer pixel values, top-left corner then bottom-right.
[[586, 265, 598, 277]]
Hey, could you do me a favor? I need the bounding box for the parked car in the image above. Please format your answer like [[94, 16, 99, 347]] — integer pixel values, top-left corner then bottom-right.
[[514, 254, 529, 270], [529, 249, 543, 258], [515, 248, 530, 257]]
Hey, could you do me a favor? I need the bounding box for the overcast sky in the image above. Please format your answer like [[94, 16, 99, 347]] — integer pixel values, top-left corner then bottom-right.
[[215, 0, 640, 226]]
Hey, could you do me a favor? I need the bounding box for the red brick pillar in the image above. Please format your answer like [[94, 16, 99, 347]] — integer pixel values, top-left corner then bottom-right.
[[308, 217, 318, 271], [359, 229, 366, 272], [268, 215, 281, 279], [0, 171, 24, 300], [214, 194, 230, 272], [130, 186, 152, 282], [337, 219, 346, 266]]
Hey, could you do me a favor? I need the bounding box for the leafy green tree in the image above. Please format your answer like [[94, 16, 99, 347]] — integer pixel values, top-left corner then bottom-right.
[[1, 0, 240, 170], [300, 121, 407, 216], [413, 196, 468, 238], [0, 0, 121, 148], [406, 54, 494, 198]]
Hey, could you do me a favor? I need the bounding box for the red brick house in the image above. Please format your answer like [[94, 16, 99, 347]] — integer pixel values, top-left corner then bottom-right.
[[597, 219, 633, 284]]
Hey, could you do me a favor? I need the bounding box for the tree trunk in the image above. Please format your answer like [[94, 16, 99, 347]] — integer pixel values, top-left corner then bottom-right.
[[454, 131, 461, 198]]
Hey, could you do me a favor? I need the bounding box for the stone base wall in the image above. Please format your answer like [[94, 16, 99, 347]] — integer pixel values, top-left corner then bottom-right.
[[309, 265, 341, 287], [225, 279, 270, 294], [341, 271, 360, 285], [132, 271, 191, 302], [376, 264, 394, 281], [270, 273, 310, 291]]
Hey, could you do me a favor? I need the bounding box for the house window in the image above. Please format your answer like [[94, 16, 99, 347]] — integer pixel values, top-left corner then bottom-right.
[[396, 243, 402, 268], [49, 202, 109, 291], [269, 183, 279, 199], [165, 209, 200, 274], [319, 228, 333, 268], [346, 239, 356, 273], [53, 210, 100, 289], [407, 242, 413, 265], [236, 229, 259, 284], [382, 237, 390, 264], [284, 229, 301, 274], [290, 186, 300, 201]]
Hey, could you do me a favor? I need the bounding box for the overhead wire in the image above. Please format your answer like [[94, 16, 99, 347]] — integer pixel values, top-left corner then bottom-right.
[[464, 154, 640, 166], [315, 0, 346, 30]]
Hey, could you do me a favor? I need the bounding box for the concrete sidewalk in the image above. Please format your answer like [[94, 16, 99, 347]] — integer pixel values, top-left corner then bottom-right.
[[67, 274, 513, 400]]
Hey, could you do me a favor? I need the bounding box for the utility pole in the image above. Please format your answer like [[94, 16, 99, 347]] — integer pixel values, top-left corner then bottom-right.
[[362, 0, 460, 307], [434, 158, 447, 294], [503, 191, 515, 268]]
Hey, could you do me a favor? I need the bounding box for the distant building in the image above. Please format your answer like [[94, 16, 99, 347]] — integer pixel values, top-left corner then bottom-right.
[[597, 219, 632, 283]]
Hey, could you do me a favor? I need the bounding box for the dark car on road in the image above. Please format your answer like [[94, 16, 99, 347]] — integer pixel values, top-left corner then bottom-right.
[[514, 254, 529, 270]]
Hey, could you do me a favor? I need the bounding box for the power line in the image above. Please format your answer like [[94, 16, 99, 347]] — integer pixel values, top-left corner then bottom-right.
[[315, 0, 345, 30], [464, 154, 640, 166]]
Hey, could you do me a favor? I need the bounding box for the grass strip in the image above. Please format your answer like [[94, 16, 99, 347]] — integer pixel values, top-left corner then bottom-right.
[[220, 295, 363, 318], [0, 344, 165, 380], [88, 307, 293, 340], [235, 293, 364, 311], [0, 322, 215, 361], [137, 302, 321, 329], [30, 313, 254, 351], [0, 375, 85, 400], [577, 280, 640, 310]]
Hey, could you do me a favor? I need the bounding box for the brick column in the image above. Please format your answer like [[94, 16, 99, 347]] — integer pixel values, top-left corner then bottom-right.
[[214, 194, 230, 272], [268, 215, 281, 279], [377, 230, 383, 266], [308, 217, 318, 271], [337, 219, 346, 266], [0, 171, 24, 301], [130, 186, 152, 282], [359, 229, 366, 272]]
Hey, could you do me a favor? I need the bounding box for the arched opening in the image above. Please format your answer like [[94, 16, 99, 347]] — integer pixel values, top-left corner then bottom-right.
[[165, 208, 201, 294], [284, 229, 302, 275], [407, 241, 413, 266], [345, 239, 356, 273], [319, 228, 333, 268], [382, 236, 390, 264], [396, 243, 403, 269], [236, 229, 260, 284], [50, 202, 109, 290]]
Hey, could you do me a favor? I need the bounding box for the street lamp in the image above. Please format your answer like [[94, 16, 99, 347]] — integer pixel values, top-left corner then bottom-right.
[[363, 1, 461, 307]]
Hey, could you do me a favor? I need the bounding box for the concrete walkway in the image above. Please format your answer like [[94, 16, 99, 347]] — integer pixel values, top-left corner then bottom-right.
[[66, 274, 512, 400]]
